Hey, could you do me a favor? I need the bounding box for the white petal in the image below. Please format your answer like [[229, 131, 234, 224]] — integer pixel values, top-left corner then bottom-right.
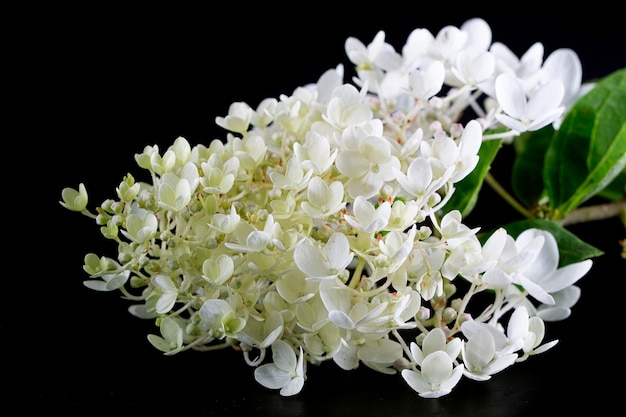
[[280, 376, 305, 396], [482, 353, 517, 375], [401, 369, 431, 394], [271, 339, 297, 372], [254, 364, 291, 389], [527, 80, 564, 120], [541, 260, 592, 293], [421, 351, 453, 384], [325, 233, 353, 271], [328, 310, 354, 329], [495, 73, 526, 119], [294, 243, 329, 277], [465, 330, 495, 368]]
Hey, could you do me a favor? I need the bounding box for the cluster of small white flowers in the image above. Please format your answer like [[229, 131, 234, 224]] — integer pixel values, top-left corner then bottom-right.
[[61, 17, 593, 398]]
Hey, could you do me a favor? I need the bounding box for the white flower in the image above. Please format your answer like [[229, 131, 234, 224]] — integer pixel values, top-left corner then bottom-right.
[[269, 157, 312, 192], [450, 119, 482, 182], [200, 153, 240, 194], [225, 214, 285, 253], [461, 326, 517, 381], [401, 350, 464, 398], [238, 310, 285, 351], [157, 172, 192, 213], [512, 228, 593, 305], [343, 196, 391, 233], [294, 233, 354, 281], [376, 226, 417, 275], [254, 340, 306, 396], [335, 127, 400, 199], [300, 176, 345, 219], [198, 298, 246, 339], [150, 274, 178, 314], [333, 333, 404, 373], [533, 285, 581, 321], [449, 50, 495, 87], [293, 130, 337, 175], [61, 16, 600, 400], [322, 83, 373, 130], [495, 72, 565, 132], [83, 269, 130, 292], [506, 305, 557, 361], [215, 101, 253, 134], [407, 60, 445, 100]]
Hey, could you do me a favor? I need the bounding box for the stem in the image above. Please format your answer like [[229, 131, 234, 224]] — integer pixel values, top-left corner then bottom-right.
[[484, 172, 534, 219], [349, 257, 366, 289], [560, 200, 626, 226]]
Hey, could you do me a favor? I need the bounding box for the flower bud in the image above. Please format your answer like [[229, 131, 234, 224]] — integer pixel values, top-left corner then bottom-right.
[[443, 281, 457, 298], [457, 313, 472, 325], [416, 306, 431, 322], [442, 307, 457, 324], [130, 275, 146, 288]]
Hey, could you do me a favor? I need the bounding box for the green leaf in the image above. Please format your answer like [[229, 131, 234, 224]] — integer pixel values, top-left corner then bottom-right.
[[444, 138, 502, 217], [500, 218, 603, 266], [597, 168, 626, 201], [511, 126, 554, 208], [544, 68, 626, 219]]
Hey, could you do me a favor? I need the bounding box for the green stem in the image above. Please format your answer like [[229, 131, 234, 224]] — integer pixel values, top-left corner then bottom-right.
[[484, 172, 534, 219], [349, 257, 366, 289]]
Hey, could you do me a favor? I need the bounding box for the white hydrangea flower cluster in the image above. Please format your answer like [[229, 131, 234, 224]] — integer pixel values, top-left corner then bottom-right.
[[61, 17, 593, 398]]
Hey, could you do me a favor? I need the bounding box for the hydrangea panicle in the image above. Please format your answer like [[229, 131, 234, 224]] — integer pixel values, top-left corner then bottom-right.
[[60, 17, 601, 398]]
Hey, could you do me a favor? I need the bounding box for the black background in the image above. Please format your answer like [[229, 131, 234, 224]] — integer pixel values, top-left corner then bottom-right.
[[9, 4, 625, 416]]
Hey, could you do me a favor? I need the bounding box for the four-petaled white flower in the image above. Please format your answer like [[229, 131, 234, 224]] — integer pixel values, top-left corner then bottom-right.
[[254, 340, 306, 396], [294, 233, 354, 281], [495, 72, 565, 132], [300, 176, 346, 219], [401, 328, 464, 398], [343, 195, 391, 233]]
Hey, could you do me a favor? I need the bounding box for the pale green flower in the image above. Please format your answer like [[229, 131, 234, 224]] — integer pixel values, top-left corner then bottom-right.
[[200, 153, 239, 194], [60, 183, 88, 212], [238, 310, 284, 352], [157, 172, 192, 213], [151, 274, 178, 314], [83, 270, 130, 292], [199, 298, 246, 339], [147, 317, 184, 354], [116, 175, 140, 203], [269, 157, 312, 192], [201, 254, 234, 286], [215, 101, 253, 134], [121, 212, 158, 244]]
